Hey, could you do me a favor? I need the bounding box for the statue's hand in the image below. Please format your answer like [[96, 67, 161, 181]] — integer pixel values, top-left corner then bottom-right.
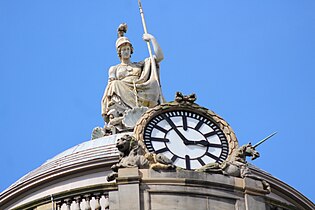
[[143, 33, 154, 42]]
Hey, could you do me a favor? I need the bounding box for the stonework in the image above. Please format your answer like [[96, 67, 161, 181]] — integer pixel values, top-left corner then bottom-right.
[[1, 15, 314, 210], [107, 134, 174, 181], [0, 134, 314, 210], [110, 168, 271, 210], [96, 23, 165, 137]]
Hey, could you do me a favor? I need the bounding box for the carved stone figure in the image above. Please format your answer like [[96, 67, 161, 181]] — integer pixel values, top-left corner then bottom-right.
[[112, 134, 148, 169], [144, 153, 174, 170], [196, 143, 270, 192], [101, 23, 165, 133], [107, 134, 174, 181]]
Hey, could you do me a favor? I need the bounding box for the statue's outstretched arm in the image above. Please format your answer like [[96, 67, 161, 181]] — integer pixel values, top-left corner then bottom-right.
[[143, 33, 164, 63]]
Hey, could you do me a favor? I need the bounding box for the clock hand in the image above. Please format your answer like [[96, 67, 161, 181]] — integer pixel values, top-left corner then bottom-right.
[[164, 116, 190, 144], [173, 127, 191, 145], [183, 140, 208, 146], [186, 140, 223, 148], [192, 140, 209, 146]]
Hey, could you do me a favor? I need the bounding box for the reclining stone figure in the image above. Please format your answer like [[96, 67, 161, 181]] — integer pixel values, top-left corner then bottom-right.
[[107, 134, 174, 181], [196, 143, 270, 192]]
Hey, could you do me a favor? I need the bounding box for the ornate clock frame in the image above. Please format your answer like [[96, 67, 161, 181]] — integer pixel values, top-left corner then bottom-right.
[[134, 92, 239, 170]]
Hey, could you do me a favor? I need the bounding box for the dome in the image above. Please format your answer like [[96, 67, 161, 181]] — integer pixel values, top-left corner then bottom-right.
[[0, 132, 314, 210], [0, 133, 130, 209]]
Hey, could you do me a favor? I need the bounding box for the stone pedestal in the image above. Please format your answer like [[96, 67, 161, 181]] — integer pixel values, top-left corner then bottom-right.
[[109, 169, 269, 210], [109, 168, 141, 210], [1, 135, 313, 210]]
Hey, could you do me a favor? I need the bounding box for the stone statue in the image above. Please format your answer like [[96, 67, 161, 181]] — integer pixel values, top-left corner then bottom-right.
[[196, 143, 270, 192], [101, 23, 165, 133], [107, 134, 174, 181], [196, 143, 259, 176]]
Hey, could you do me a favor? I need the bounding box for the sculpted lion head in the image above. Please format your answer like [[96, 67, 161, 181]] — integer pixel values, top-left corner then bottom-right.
[[116, 134, 144, 157]]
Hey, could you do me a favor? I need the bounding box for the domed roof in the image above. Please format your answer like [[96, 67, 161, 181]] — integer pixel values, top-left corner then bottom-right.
[[0, 133, 131, 199], [1, 132, 314, 210]]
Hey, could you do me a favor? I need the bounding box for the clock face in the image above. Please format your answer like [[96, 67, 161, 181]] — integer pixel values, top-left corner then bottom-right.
[[143, 110, 229, 170]]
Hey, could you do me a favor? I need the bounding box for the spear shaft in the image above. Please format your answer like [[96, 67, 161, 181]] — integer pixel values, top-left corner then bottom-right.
[[138, 0, 163, 103], [138, 0, 154, 60]]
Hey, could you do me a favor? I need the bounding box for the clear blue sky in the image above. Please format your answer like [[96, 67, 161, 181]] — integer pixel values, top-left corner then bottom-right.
[[0, 0, 314, 202]]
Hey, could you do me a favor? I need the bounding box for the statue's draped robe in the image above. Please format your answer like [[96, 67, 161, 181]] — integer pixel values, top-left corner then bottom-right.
[[101, 58, 164, 122]]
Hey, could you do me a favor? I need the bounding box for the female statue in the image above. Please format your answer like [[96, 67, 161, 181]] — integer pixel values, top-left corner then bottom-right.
[[101, 23, 165, 125]]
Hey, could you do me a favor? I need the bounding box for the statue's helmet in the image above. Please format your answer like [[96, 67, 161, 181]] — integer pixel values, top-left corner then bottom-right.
[[115, 23, 133, 56], [115, 36, 132, 51]]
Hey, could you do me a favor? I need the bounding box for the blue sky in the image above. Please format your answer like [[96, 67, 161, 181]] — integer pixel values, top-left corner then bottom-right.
[[0, 0, 314, 202]]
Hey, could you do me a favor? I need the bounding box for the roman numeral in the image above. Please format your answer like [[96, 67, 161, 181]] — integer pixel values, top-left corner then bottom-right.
[[171, 155, 178, 162], [195, 121, 203, 130], [182, 116, 188, 130], [205, 152, 220, 161], [154, 125, 168, 133], [155, 147, 169, 154], [204, 131, 217, 138], [150, 137, 170, 142], [197, 158, 206, 166], [185, 155, 191, 170]]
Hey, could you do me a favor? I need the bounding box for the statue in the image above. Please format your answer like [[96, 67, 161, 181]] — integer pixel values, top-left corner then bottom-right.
[[196, 143, 260, 177], [107, 134, 175, 181], [196, 135, 277, 193], [101, 23, 165, 133]]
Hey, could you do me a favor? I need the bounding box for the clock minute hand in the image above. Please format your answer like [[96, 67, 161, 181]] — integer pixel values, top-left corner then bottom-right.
[[164, 117, 190, 144], [172, 127, 191, 145]]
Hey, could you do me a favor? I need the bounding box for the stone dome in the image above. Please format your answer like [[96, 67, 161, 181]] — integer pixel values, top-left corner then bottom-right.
[[0, 133, 130, 209], [0, 133, 314, 210]]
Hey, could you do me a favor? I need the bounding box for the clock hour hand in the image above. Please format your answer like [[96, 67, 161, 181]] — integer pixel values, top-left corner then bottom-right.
[[192, 140, 209, 146], [182, 140, 208, 146], [186, 140, 223, 148]]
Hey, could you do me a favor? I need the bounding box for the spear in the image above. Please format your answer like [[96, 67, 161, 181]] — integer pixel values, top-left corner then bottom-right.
[[253, 132, 277, 149], [137, 0, 163, 102], [138, 0, 154, 61]]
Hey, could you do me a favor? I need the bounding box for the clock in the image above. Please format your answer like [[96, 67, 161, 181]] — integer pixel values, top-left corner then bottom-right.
[[134, 93, 238, 170]]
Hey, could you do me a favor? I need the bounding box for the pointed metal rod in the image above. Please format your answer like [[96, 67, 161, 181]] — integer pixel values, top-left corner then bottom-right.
[[253, 132, 277, 149]]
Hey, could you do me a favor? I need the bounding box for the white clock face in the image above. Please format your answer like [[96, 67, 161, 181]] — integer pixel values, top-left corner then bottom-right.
[[143, 110, 229, 170]]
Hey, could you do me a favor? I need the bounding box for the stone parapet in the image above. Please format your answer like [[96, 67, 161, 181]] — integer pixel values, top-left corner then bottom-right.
[[1, 134, 314, 210]]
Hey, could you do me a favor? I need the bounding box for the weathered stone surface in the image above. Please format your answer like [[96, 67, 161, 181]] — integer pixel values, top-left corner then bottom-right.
[[117, 168, 141, 210], [1, 134, 314, 210], [137, 169, 268, 210], [107, 134, 174, 181], [100, 23, 165, 133], [245, 194, 267, 210], [197, 143, 271, 193]]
